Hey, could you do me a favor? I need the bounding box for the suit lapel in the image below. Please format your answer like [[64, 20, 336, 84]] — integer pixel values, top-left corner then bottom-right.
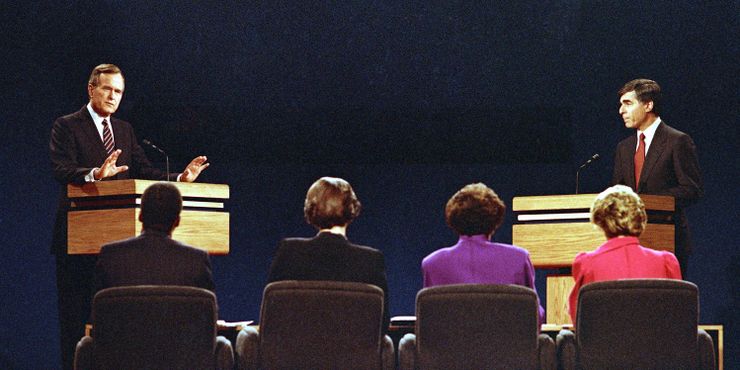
[[623, 135, 638, 189], [77, 107, 109, 161], [638, 122, 668, 191]]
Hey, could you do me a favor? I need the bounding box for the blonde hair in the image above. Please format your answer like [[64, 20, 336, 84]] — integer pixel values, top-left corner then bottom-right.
[[590, 185, 647, 238]]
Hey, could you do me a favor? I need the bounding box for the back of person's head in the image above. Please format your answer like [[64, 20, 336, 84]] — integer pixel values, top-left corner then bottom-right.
[[304, 177, 361, 229], [140, 182, 183, 233], [618, 78, 662, 115], [88, 63, 123, 86], [591, 185, 647, 239], [445, 183, 506, 237]]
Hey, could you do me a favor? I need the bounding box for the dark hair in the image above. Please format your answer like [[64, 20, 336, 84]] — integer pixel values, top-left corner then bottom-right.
[[304, 177, 362, 229], [140, 182, 182, 232], [88, 64, 123, 86], [445, 183, 506, 236], [619, 79, 661, 115]]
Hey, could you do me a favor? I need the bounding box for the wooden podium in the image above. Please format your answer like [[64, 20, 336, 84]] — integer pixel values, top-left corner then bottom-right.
[[512, 193, 675, 324], [67, 180, 230, 255]]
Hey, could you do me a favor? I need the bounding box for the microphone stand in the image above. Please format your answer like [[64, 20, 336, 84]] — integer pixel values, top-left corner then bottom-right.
[[143, 139, 170, 181], [575, 154, 600, 194]]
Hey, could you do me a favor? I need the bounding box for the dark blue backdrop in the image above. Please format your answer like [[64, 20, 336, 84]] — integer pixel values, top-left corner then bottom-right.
[[1, 1, 738, 368]]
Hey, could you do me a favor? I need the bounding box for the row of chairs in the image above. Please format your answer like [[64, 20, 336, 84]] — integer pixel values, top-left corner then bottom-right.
[[75, 279, 715, 370]]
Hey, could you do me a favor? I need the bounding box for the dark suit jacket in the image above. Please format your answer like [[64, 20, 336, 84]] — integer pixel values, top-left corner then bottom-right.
[[49, 106, 172, 254], [267, 232, 390, 331], [95, 230, 215, 293], [611, 122, 703, 254]]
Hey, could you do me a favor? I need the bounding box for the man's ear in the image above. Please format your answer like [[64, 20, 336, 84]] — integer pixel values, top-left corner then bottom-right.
[[172, 215, 181, 229], [138, 212, 144, 223], [87, 84, 94, 99], [644, 100, 654, 113]]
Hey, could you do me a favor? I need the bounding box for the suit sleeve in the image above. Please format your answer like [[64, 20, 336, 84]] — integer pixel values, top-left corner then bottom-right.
[[421, 257, 432, 288], [93, 248, 109, 293], [372, 251, 391, 334], [666, 134, 703, 207], [611, 143, 627, 187], [50, 116, 94, 184], [198, 253, 216, 292], [523, 253, 545, 325], [266, 240, 289, 284], [664, 253, 682, 280], [568, 253, 587, 326]]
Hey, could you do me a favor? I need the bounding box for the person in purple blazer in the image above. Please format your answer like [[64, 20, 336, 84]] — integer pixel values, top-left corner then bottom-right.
[[422, 183, 545, 323]]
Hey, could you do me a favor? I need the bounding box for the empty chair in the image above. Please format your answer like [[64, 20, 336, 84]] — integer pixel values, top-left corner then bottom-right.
[[399, 284, 555, 370], [557, 279, 715, 370], [74, 285, 233, 370], [236, 280, 394, 370]]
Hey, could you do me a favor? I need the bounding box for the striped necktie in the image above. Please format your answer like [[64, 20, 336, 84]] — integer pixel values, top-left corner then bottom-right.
[[102, 119, 115, 156]]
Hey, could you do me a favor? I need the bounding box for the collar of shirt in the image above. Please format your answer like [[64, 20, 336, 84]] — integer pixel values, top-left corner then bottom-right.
[[457, 234, 490, 245], [595, 235, 641, 253], [636, 117, 661, 154], [86, 102, 114, 142]]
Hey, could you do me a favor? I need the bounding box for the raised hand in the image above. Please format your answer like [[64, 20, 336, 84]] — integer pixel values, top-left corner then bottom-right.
[[94, 149, 129, 180], [180, 156, 209, 183]]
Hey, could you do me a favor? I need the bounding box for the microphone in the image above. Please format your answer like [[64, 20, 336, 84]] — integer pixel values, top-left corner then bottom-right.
[[142, 139, 171, 182], [575, 154, 600, 194]]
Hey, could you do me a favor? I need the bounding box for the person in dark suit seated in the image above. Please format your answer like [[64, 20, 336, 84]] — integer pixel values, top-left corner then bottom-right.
[[266, 177, 390, 331], [568, 185, 681, 325], [422, 183, 544, 323], [95, 182, 215, 292]]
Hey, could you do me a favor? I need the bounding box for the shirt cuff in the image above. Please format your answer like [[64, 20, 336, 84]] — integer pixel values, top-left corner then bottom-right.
[[85, 168, 98, 182]]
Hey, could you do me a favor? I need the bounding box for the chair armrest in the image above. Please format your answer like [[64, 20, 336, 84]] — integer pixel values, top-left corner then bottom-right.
[[235, 326, 260, 370], [398, 333, 416, 370], [74, 336, 93, 370], [697, 328, 716, 370], [538, 333, 556, 370], [215, 335, 234, 370], [556, 329, 576, 370], [381, 334, 395, 370]]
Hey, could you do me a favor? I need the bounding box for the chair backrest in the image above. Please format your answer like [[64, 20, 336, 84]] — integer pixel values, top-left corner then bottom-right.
[[91, 285, 218, 369], [415, 284, 541, 370], [576, 279, 699, 369], [258, 280, 386, 369]]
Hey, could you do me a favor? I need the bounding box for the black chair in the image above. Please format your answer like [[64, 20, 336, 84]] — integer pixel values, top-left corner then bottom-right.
[[236, 280, 394, 370], [557, 279, 715, 370], [74, 285, 233, 370], [399, 284, 555, 370]]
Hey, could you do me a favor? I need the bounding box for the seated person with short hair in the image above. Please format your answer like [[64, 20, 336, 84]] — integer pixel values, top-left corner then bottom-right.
[[568, 185, 681, 324], [95, 182, 215, 292], [266, 177, 390, 331], [422, 183, 544, 323]]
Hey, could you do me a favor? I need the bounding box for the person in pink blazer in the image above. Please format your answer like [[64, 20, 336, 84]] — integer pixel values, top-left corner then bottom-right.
[[568, 185, 682, 325]]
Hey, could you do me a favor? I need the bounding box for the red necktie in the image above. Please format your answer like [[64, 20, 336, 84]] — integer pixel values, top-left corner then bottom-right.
[[634, 133, 646, 187], [102, 119, 115, 156]]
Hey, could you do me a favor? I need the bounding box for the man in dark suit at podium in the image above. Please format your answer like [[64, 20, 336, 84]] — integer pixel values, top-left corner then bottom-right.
[[611, 79, 703, 276], [95, 182, 215, 292], [49, 63, 210, 369]]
